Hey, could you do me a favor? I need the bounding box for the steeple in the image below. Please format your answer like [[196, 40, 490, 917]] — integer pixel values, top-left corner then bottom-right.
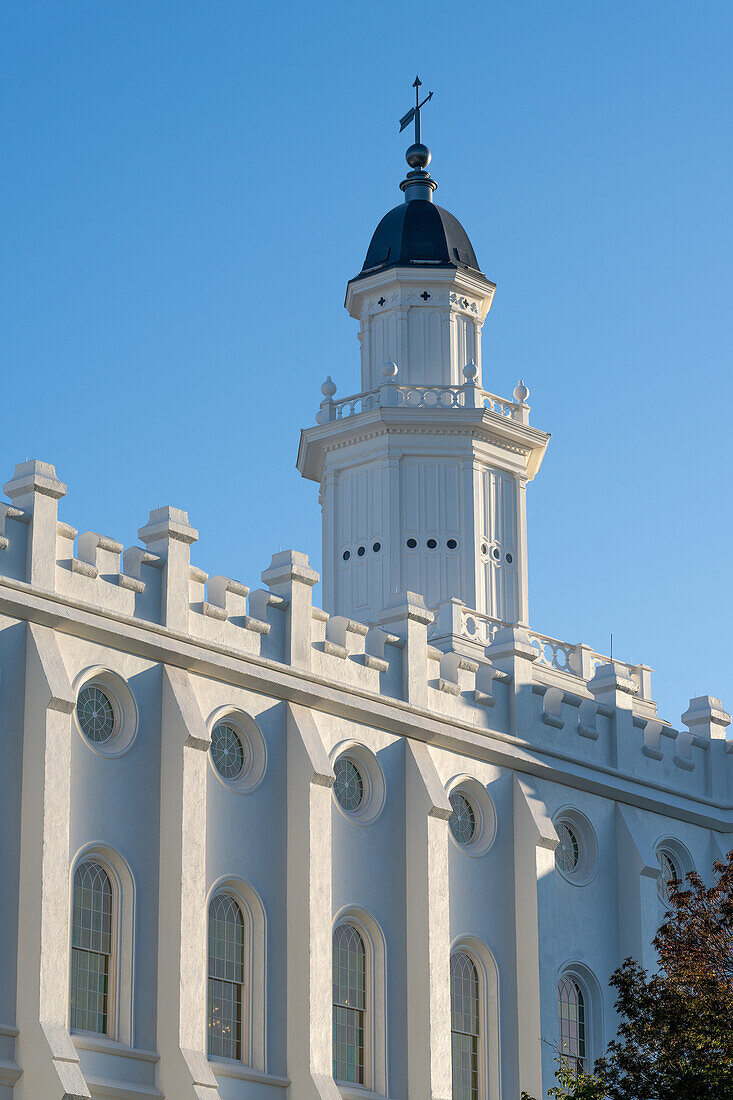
[[298, 84, 549, 638]]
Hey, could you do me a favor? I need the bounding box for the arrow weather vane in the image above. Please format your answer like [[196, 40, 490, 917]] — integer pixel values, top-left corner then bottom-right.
[[399, 75, 433, 146]]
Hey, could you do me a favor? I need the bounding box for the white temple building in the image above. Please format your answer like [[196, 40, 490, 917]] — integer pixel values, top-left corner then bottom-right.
[[1, 88, 731, 1100]]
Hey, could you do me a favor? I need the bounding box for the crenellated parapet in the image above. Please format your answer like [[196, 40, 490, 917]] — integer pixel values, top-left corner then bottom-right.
[[0, 456, 730, 806]]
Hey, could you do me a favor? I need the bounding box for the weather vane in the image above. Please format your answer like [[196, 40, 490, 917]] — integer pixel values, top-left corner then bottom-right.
[[399, 75, 433, 147]]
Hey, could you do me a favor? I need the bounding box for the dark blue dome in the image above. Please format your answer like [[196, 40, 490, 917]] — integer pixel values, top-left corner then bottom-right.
[[353, 198, 484, 281]]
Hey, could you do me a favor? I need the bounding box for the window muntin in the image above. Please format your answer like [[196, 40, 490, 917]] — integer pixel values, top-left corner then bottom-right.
[[333, 757, 364, 814], [556, 822, 580, 874], [559, 976, 586, 1072], [332, 924, 366, 1084], [211, 723, 247, 781], [451, 951, 479, 1100], [76, 685, 116, 745], [658, 850, 680, 904], [449, 790, 476, 845], [208, 894, 245, 1061], [71, 861, 113, 1034]]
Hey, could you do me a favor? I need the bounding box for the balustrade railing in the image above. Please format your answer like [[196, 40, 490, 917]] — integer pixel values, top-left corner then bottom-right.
[[317, 380, 527, 424], [431, 602, 649, 699]]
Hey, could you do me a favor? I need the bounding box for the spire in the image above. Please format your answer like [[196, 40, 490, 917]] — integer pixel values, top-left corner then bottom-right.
[[398, 76, 437, 203]]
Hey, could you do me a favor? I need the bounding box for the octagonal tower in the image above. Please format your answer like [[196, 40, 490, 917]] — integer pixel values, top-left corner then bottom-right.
[[298, 122, 549, 630]]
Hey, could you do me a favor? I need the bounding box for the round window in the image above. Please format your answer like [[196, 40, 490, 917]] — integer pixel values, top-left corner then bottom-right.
[[211, 723, 247, 781], [553, 809, 598, 885], [342, 550, 351, 561], [76, 684, 116, 745], [447, 538, 457, 550], [448, 789, 476, 845], [427, 538, 437, 549], [406, 538, 417, 549], [373, 541, 381, 553], [334, 757, 364, 813], [556, 821, 580, 874], [357, 546, 366, 557]]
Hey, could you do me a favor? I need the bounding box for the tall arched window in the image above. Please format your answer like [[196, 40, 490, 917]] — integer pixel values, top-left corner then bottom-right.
[[451, 951, 480, 1100], [559, 976, 586, 1072], [333, 924, 366, 1084], [71, 861, 114, 1034], [208, 894, 245, 1061]]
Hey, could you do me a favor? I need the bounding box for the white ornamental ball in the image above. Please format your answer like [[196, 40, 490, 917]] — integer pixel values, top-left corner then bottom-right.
[[321, 376, 337, 398], [463, 361, 478, 383], [513, 379, 530, 403], [382, 360, 399, 380]]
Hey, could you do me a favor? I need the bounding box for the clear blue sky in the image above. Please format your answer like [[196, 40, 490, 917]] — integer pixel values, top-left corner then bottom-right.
[[2, 2, 731, 725]]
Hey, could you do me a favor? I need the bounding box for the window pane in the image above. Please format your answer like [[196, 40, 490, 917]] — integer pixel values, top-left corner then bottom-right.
[[333, 924, 366, 1083], [207, 894, 245, 1061], [451, 1031, 479, 1100], [451, 953, 479, 1100], [559, 977, 585, 1071], [71, 862, 112, 1034]]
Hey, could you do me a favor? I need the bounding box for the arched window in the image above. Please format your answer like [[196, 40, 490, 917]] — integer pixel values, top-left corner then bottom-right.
[[208, 894, 245, 1061], [451, 951, 480, 1100], [657, 849, 681, 904], [71, 861, 114, 1034], [558, 976, 586, 1072], [333, 924, 366, 1084]]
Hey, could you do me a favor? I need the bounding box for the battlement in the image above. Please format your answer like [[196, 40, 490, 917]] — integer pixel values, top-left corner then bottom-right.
[[1, 458, 730, 806]]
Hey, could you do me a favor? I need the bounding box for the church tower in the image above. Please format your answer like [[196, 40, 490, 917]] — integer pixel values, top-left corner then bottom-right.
[[298, 82, 549, 631]]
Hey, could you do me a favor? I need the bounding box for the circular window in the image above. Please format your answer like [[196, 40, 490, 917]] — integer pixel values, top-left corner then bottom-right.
[[481, 543, 488, 555], [211, 723, 247, 781], [73, 668, 138, 757], [207, 708, 267, 794], [427, 538, 437, 549], [448, 790, 476, 844], [553, 809, 598, 885], [331, 742, 386, 826], [446, 777, 497, 856], [505, 552, 513, 564], [556, 821, 580, 874], [373, 541, 381, 553], [334, 757, 364, 813], [407, 538, 417, 549], [447, 538, 457, 550], [492, 547, 501, 560], [77, 684, 116, 745], [342, 550, 350, 561], [357, 545, 366, 557]]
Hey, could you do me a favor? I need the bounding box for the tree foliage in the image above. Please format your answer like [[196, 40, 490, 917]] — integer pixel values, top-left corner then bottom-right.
[[524, 852, 733, 1099]]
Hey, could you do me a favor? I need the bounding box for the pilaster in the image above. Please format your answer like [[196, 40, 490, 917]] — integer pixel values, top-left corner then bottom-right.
[[485, 626, 539, 737], [15, 623, 90, 1100], [138, 507, 198, 633], [404, 742, 453, 1100], [4, 460, 66, 591], [615, 804, 660, 973], [682, 696, 731, 803], [261, 551, 319, 670], [588, 663, 638, 772], [512, 775, 558, 1097], [379, 591, 433, 707], [156, 666, 220, 1099], [285, 704, 339, 1100]]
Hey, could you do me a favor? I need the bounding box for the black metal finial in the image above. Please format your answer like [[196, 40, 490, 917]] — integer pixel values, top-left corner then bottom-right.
[[398, 75, 433, 150]]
